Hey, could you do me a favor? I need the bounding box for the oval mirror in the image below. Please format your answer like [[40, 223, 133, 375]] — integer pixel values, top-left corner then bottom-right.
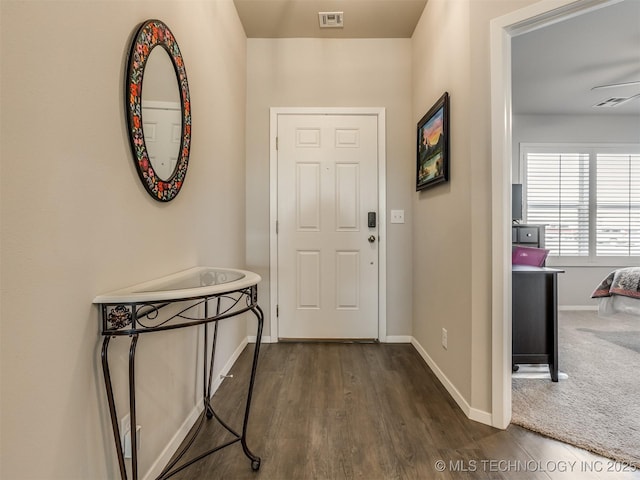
[[125, 19, 191, 201]]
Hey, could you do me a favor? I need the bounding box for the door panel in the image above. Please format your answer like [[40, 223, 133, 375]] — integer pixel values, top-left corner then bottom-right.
[[336, 164, 359, 230], [335, 251, 359, 309], [277, 114, 378, 339], [296, 163, 321, 230], [297, 250, 321, 309]]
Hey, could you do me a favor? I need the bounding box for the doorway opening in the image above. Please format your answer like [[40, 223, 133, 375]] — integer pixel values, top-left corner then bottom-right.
[[490, 0, 619, 429]]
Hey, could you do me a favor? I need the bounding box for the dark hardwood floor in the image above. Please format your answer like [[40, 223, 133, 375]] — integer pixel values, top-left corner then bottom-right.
[[167, 343, 640, 479]]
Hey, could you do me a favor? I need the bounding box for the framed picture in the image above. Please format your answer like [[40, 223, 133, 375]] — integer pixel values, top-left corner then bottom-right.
[[416, 92, 449, 191]]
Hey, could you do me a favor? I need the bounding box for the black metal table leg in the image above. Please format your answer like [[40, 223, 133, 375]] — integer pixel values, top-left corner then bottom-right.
[[129, 334, 140, 480], [102, 336, 128, 480], [204, 299, 221, 419], [241, 305, 263, 471]]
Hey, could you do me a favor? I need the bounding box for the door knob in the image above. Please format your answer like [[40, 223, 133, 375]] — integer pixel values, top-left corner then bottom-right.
[[368, 235, 376, 243]]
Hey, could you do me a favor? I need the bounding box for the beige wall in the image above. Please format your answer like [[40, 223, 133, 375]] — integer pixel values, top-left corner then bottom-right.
[[412, 0, 474, 406], [3, 1, 594, 477], [0, 1, 247, 478], [411, 0, 538, 415], [246, 38, 414, 338]]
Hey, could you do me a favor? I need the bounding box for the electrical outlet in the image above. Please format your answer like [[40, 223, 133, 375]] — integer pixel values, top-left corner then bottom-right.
[[123, 426, 141, 458], [120, 414, 130, 447], [120, 414, 141, 458], [442, 328, 448, 350]]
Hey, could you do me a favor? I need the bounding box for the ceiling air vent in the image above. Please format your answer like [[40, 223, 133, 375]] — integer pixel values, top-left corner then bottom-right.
[[319, 12, 343, 28]]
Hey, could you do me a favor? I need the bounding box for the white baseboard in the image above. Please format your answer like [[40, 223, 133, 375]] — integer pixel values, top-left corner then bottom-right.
[[384, 335, 413, 343], [144, 400, 205, 480], [251, 335, 414, 344], [468, 406, 493, 425], [558, 305, 598, 311], [247, 335, 274, 343], [410, 337, 492, 427], [143, 337, 249, 480]]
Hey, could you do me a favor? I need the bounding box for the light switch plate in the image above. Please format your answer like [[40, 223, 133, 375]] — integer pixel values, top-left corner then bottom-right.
[[390, 210, 405, 224]]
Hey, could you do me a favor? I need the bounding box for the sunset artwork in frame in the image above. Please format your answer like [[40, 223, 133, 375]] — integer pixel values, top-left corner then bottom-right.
[[416, 92, 449, 191]]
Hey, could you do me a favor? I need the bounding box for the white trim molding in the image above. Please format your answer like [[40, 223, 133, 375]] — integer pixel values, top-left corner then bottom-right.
[[489, 0, 619, 430], [247, 335, 275, 343], [558, 305, 598, 311], [411, 338, 492, 426], [384, 335, 413, 343]]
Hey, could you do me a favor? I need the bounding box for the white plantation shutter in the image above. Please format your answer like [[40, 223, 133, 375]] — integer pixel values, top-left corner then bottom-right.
[[522, 144, 640, 262], [524, 152, 590, 256], [596, 153, 640, 256]]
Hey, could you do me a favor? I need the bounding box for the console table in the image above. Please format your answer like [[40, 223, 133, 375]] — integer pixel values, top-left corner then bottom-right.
[[512, 265, 564, 382], [94, 267, 263, 479]]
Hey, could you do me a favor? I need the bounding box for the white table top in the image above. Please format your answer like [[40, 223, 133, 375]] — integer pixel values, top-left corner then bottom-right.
[[93, 267, 261, 304]]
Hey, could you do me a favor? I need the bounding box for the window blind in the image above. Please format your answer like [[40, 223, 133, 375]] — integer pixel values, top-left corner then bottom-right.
[[525, 152, 590, 256], [596, 153, 640, 256]]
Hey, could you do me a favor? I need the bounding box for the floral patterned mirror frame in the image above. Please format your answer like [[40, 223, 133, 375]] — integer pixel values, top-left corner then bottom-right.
[[125, 19, 191, 202]]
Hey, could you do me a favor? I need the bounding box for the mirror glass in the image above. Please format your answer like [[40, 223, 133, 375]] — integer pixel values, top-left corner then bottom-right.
[[125, 19, 191, 202], [141, 48, 182, 181]]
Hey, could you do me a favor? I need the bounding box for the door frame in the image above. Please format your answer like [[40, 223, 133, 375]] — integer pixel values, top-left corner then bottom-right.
[[269, 107, 387, 342], [490, 0, 618, 428]]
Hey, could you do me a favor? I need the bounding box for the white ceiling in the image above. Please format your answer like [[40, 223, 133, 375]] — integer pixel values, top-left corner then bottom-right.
[[512, 0, 640, 116], [233, 0, 640, 116]]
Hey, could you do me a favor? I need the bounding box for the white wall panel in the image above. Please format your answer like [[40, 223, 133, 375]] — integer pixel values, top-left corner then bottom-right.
[[335, 128, 360, 148], [143, 122, 158, 141], [296, 128, 321, 147], [296, 163, 321, 231], [336, 250, 359, 309], [335, 163, 359, 231], [297, 251, 321, 308], [171, 123, 181, 143]]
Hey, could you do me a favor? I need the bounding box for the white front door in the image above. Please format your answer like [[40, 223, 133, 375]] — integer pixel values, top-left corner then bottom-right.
[[276, 113, 379, 339], [142, 101, 181, 180]]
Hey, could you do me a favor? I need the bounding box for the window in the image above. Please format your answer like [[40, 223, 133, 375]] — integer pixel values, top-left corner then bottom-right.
[[596, 153, 640, 256], [524, 151, 589, 256], [521, 144, 640, 264]]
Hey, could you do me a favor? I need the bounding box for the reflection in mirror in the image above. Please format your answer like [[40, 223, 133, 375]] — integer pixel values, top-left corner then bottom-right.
[[125, 19, 191, 202], [142, 48, 182, 181]]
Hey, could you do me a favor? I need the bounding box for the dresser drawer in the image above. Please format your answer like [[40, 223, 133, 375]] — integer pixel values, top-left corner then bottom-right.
[[517, 227, 539, 244]]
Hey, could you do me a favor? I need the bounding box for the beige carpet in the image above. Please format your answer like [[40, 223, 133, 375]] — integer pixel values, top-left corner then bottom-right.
[[512, 310, 640, 467]]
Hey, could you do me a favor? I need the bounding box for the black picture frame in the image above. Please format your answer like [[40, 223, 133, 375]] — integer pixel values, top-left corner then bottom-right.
[[416, 92, 449, 191]]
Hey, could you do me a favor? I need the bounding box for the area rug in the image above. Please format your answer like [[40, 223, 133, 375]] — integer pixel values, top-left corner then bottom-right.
[[512, 310, 640, 467]]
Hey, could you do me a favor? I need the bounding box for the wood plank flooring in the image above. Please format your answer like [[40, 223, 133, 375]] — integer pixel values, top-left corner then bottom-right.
[[167, 343, 640, 479]]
